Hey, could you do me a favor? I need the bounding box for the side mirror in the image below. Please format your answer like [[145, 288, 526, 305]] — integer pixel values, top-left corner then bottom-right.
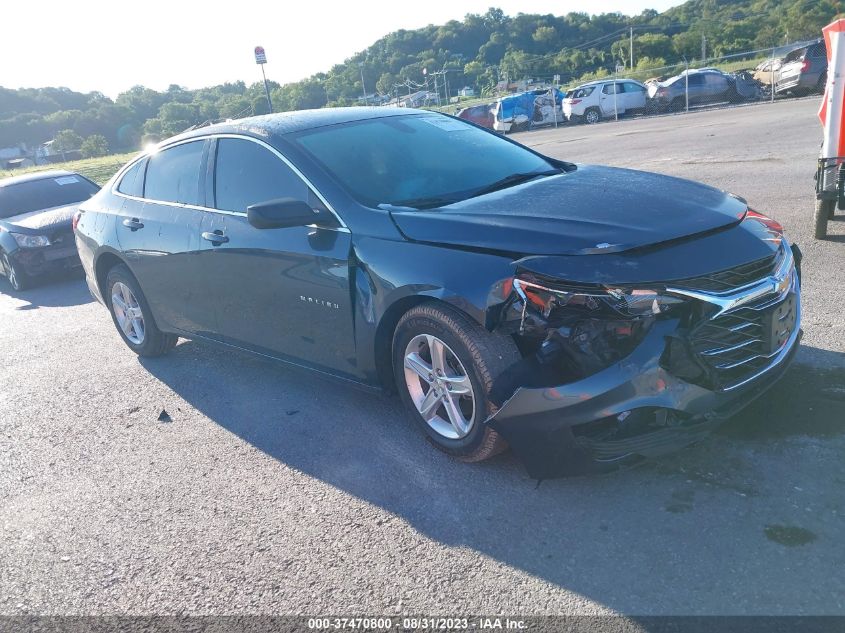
[[247, 198, 335, 229]]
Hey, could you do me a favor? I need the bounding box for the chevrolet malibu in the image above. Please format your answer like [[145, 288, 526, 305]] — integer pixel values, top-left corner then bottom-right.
[[75, 108, 801, 478]]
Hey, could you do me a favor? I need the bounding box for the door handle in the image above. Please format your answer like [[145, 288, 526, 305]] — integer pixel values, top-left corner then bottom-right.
[[122, 218, 144, 231], [202, 230, 229, 245]]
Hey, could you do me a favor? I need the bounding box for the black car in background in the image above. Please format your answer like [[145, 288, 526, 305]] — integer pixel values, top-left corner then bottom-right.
[[75, 108, 801, 478], [0, 170, 100, 290]]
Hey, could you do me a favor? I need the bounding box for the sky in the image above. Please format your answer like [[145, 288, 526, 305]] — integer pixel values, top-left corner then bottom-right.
[[2, 0, 683, 98]]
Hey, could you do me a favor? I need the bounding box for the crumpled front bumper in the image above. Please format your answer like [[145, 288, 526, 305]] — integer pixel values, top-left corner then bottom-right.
[[486, 300, 802, 480], [9, 243, 81, 278]]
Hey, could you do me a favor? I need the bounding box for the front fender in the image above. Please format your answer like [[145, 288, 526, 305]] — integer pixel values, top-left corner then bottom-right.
[[350, 237, 516, 386]]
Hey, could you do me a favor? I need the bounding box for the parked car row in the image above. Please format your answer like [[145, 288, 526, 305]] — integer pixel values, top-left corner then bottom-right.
[[459, 47, 826, 133]]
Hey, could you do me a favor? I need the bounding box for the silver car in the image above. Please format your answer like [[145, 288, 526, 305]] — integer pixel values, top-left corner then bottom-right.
[[562, 79, 648, 124]]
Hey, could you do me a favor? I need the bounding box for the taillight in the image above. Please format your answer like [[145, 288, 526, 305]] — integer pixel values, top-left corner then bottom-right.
[[570, 99, 582, 105], [72, 210, 82, 232], [800, 59, 811, 72]]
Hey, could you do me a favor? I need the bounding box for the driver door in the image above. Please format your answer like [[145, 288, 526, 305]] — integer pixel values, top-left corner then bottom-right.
[[196, 136, 358, 378]]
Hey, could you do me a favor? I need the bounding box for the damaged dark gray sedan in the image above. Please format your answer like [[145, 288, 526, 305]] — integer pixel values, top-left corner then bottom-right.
[[74, 108, 801, 478]]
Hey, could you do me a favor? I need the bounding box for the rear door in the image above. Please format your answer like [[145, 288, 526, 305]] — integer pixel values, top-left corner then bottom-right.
[[198, 136, 358, 377], [114, 139, 214, 334], [686, 74, 706, 104]]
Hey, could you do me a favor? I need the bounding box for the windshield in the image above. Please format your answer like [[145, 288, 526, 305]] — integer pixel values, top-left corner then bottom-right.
[[0, 174, 99, 218], [291, 114, 558, 209]]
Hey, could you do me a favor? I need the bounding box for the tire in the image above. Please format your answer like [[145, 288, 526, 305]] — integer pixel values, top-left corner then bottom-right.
[[670, 97, 685, 113], [393, 303, 521, 462], [1, 251, 30, 291], [815, 199, 833, 240], [105, 264, 177, 357], [584, 107, 601, 125]]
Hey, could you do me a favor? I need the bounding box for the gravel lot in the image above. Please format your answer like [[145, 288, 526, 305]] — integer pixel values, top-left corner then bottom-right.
[[1, 98, 843, 617]]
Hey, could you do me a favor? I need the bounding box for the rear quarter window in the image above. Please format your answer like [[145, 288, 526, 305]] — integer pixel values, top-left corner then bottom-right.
[[116, 159, 147, 197]]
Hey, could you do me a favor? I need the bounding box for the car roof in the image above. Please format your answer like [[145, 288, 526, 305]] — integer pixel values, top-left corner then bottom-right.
[[166, 107, 427, 146], [574, 78, 644, 88], [0, 170, 78, 189]]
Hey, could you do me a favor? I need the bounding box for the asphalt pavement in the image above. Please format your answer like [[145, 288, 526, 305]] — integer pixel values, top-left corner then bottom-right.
[[1, 98, 843, 618]]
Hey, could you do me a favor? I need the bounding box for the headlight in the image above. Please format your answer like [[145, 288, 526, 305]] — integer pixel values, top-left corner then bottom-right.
[[11, 233, 50, 248], [507, 276, 688, 379], [512, 277, 684, 325]]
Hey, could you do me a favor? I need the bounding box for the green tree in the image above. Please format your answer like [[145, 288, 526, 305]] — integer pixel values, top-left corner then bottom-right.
[[80, 134, 109, 158], [52, 129, 83, 159]]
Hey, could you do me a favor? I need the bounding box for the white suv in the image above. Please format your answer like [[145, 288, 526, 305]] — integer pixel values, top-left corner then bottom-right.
[[563, 79, 648, 124]]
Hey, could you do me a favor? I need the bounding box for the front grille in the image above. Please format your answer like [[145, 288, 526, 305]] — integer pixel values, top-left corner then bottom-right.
[[672, 253, 778, 293], [689, 291, 797, 390]]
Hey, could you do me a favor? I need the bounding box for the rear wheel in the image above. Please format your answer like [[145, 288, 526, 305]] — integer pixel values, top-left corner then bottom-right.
[[815, 199, 833, 239], [1, 252, 29, 291], [584, 107, 601, 124], [106, 264, 177, 356], [393, 303, 520, 462], [670, 97, 685, 112]]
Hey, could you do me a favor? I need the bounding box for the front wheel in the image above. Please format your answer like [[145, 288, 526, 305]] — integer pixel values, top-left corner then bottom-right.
[[584, 107, 601, 124], [815, 199, 834, 239], [393, 303, 520, 462], [1, 252, 29, 291], [106, 264, 177, 356]]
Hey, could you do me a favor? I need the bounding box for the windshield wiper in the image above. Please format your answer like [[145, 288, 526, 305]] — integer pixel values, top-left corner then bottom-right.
[[469, 169, 562, 199]]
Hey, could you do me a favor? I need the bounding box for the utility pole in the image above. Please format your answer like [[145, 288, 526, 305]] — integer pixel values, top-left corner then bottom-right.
[[701, 34, 707, 62], [630, 26, 634, 70]]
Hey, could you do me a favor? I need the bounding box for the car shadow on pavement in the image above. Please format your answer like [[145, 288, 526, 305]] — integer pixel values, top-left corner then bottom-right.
[[0, 270, 91, 309], [139, 340, 845, 615]]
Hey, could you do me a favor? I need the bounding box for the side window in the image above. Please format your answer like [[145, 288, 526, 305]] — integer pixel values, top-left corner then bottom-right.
[[144, 141, 205, 205], [688, 74, 705, 87], [116, 158, 146, 197], [602, 83, 616, 95], [625, 83, 645, 94], [214, 138, 310, 213]]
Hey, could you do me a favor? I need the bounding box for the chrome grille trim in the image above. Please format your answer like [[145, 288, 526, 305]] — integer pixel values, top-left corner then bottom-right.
[[669, 242, 800, 392]]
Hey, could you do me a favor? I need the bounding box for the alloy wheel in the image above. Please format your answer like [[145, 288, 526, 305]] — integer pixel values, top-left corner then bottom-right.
[[2, 254, 20, 291], [585, 109, 599, 124], [403, 334, 476, 440], [111, 281, 146, 345]]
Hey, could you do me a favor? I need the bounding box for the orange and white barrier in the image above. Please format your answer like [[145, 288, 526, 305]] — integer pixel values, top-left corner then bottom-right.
[[819, 19, 845, 161]]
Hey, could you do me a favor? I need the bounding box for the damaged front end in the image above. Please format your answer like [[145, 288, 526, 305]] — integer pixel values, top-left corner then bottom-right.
[[484, 238, 802, 479]]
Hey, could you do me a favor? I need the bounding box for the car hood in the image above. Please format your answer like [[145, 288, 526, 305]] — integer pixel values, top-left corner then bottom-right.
[[389, 165, 746, 256], [0, 203, 78, 234]]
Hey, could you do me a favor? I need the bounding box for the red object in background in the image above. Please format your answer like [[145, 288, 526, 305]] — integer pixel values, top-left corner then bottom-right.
[[456, 104, 495, 130]]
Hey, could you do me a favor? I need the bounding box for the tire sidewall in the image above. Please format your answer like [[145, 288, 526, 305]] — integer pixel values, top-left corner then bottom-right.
[[2, 252, 26, 291], [106, 265, 160, 355], [393, 312, 493, 457]]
